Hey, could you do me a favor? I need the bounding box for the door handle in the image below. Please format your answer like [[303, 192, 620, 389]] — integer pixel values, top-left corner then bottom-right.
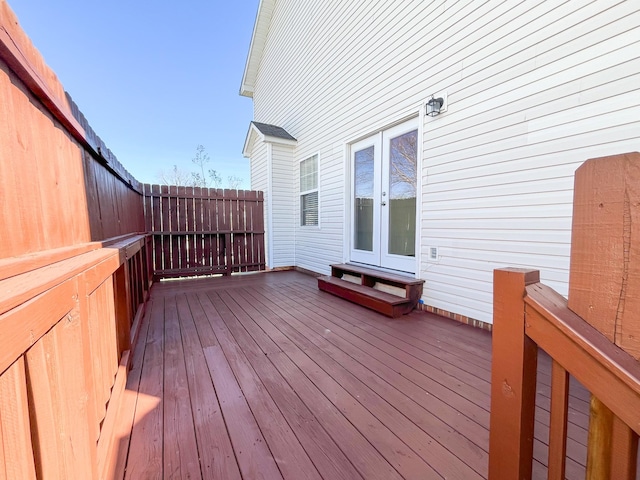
[[381, 201, 387, 206]]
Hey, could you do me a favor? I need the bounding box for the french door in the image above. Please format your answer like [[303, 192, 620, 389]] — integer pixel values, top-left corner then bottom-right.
[[350, 118, 418, 273]]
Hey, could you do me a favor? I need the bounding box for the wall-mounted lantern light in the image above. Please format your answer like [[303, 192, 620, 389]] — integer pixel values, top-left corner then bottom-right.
[[426, 96, 444, 117]]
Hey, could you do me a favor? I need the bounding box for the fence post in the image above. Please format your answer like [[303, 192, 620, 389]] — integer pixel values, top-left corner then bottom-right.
[[568, 152, 640, 358], [567, 152, 640, 477], [489, 268, 540, 480]]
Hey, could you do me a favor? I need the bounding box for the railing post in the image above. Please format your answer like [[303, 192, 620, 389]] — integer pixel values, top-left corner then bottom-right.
[[586, 395, 613, 478], [489, 268, 540, 480]]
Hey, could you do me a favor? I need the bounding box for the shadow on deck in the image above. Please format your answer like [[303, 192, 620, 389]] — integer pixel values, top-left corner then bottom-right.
[[115, 270, 589, 479]]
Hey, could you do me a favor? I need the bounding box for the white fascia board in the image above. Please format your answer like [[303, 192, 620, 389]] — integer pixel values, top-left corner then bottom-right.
[[240, 83, 254, 98], [242, 124, 258, 158], [239, 0, 274, 97]]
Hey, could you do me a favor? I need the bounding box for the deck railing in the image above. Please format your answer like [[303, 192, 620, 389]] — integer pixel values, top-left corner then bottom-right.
[[143, 185, 266, 279], [489, 153, 640, 479], [0, 234, 152, 479]]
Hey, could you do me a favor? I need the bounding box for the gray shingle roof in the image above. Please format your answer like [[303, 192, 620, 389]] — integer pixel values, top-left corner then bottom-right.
[[251, 122, 296, 141]]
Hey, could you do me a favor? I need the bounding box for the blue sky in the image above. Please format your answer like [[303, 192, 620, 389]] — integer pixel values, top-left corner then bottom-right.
[[10, 0, 259, 188]]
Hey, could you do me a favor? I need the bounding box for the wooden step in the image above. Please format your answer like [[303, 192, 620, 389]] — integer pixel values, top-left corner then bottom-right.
[[318, 264, 425, 317], [330, 263, 424, 287], [318, 276, 414, 318]]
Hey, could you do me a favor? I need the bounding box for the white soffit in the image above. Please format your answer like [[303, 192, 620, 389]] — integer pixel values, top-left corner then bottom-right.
[[239, 0, 275, 98]]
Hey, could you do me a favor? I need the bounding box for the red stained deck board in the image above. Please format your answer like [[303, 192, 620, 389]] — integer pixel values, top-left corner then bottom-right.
[[195, 291, 362, 480], [230, 286, 479, 479], [214, 289, 433, 480], [125, 298, 164, 480], [174, 295, 242, 480], [299, 281, 592, 447], [202, 345, 284, 480], [288, 281, 591, 472], [188, 292, 321, 480], [285, 278, 589, 476], [208, 290, 403, 480], [238, 285, 486, 478], [294, 282, 491, 397], [278, 285, 492, 429], [116, 270, 594, 480], [162, 295, 201, 479]]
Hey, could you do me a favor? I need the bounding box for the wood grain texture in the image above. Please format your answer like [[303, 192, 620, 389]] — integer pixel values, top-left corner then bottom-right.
[[489, 268, 540, 480], [0, 278, 75, 374], [112, 300, 152, 480], [196, 290, 359, 480], [162, 294, 201, 479], [568, 152, 640, 360], [0, 233, 149, 479], [113, 263, 132, 357], [125, 299, 164, 480], [585, 395, 613, 479], [291, 278, 591, 474], [0, 19, 143, 259], [96, 350, 130, 480], [525, 283, 640, 436], [25, 308, 96, 479], [176, 295, 243, 480], [225, 287, 473, 479], [0, 357, 36, 480], [610, 415, 639, 480], [245, 283, 486, 478]]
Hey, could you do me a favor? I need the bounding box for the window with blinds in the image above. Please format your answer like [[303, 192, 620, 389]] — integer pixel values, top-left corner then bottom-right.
[[300, 154, 319, 226]]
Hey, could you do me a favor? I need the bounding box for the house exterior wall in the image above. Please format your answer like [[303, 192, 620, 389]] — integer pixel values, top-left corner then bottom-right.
[[271, 143, 296, 267], [246, 0, 640, 324], [249, 137, 271, 265], [249, 136, 296, 268]]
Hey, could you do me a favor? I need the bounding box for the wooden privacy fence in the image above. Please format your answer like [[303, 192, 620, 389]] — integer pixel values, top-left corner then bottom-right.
[[1, 3, 153, 477], [143, 185, 265, 279], [489, 152, 640, 480]]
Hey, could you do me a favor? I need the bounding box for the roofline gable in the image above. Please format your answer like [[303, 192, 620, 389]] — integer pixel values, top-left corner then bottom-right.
[[240, 0, 275, 98], [243, 121, 297, 157]]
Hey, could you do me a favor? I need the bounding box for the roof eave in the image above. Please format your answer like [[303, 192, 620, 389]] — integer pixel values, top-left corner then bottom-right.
[[242, 123, 297, 158], [239, 0, 274, 98], [240, 83, 254, 98]]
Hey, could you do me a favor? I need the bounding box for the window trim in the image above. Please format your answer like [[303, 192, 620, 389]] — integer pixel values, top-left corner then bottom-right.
[[299, 153, 320, 228]]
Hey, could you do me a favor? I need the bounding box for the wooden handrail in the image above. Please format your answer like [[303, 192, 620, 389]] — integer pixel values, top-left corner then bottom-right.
[[490, 269, 640, 479], [525, 282, 640, 433]]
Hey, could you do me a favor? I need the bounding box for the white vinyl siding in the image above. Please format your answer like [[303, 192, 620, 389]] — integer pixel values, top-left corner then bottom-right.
[[248, 0, 640, 323], [250, 138, 268, 193], [299, 154, 318, 226], [270, 143, 296, 267], [249, 139, 270, 267]]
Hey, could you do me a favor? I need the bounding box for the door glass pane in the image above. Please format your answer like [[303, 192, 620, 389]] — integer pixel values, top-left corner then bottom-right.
[[354, 146, 374, 251], [388, 130, 417, 257]]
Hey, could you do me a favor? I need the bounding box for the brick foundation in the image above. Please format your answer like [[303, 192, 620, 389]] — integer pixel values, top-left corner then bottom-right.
[[420, 304, 493, 332]]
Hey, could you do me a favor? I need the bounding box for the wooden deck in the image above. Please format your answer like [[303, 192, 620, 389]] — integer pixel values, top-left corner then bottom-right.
[[116, 270, 590, 479]]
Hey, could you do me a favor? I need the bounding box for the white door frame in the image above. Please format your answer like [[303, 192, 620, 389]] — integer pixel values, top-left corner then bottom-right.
[[347, 115, 420, 274], [380, 118, 419, 273]]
